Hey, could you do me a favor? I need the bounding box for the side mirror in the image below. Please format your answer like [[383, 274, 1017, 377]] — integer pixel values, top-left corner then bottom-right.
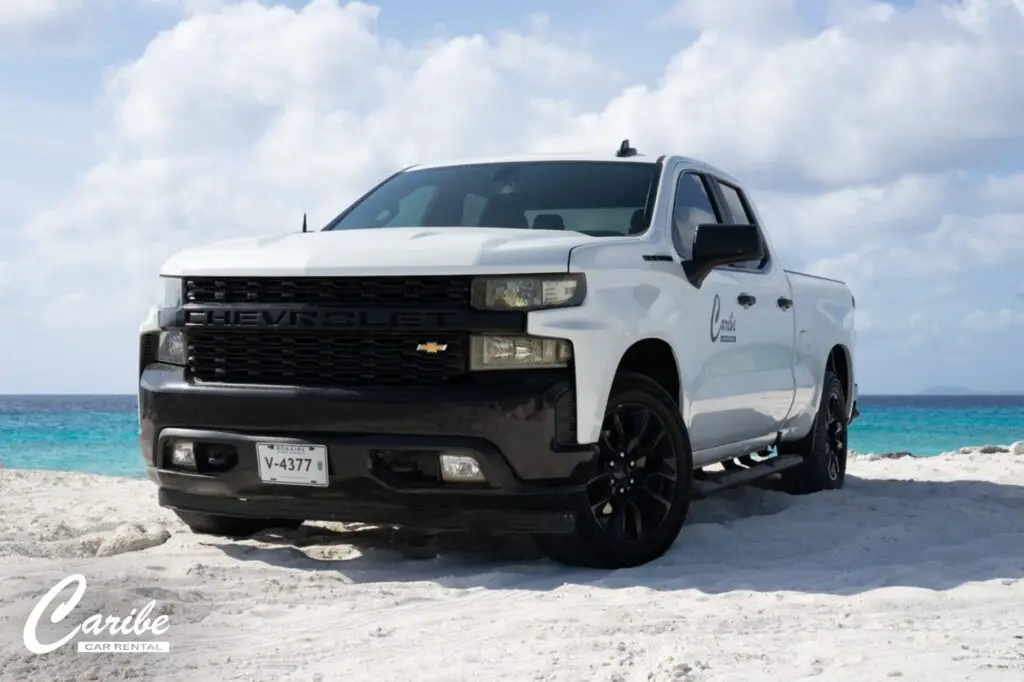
[[682, 223, 763, 287]]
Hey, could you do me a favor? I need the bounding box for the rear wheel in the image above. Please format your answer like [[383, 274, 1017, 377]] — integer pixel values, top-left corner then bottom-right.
[[779, 370, 848, 494], [534, 372, 693, 569], [174, 511, 304, 537]]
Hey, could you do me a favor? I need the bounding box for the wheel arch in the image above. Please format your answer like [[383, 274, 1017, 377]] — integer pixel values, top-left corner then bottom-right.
[[611, 338, 692, 454], [825, 343, 853, 403], [613, 338, 681, 406]]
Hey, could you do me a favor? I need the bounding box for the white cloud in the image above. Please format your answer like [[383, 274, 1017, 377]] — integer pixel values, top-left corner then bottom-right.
[[866, 310, 939, 347], [661, 0, 809, 39], [140, 0, 229, 11], [805, 209, 1024, 282], [930, 212, 1024, 265], [19, 0, 606, 311], [42, 291, 90, 328], [531, 0, 1024, 187], [758, 172, 961, 252], [979, 172, 1024, 205], [963, 307, 1024, 331], [0, 0, 82, 32], [4, 0, 1024, 392]]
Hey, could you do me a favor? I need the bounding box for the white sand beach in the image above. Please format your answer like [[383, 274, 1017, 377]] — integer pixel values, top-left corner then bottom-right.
[[1, 446, 1022, 681]]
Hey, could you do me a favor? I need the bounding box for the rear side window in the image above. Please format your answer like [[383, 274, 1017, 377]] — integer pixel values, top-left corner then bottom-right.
[[671, 173, 721, 260], [714, 179, 767, 270], [717, 182, 754, 225]]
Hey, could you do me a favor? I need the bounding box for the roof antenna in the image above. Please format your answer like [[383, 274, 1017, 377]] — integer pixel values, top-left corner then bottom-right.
[[616, 139, 638, 158], [302, 212, 308, 233]]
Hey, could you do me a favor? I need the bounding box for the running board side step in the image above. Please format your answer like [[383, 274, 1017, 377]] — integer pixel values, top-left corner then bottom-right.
[[692, 454, 803, 499]]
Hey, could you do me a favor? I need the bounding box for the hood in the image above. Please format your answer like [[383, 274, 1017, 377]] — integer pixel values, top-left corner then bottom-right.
[[160, 227, 606, 277]]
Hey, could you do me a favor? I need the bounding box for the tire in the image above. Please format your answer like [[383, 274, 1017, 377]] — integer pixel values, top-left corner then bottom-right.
[[778, 370, 848, 495], [534, 372, 693, 569], [174, 511, 303, 537]]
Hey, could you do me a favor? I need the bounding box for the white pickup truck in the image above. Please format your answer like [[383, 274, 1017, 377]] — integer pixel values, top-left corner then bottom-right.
[[138, 141, 857, 569]]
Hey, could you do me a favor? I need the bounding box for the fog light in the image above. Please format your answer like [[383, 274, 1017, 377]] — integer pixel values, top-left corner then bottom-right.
[[469, 335, 572, 371], [170, 441, 196, 469], [157, 330, 187, 365], [439, 453, 486, 483]]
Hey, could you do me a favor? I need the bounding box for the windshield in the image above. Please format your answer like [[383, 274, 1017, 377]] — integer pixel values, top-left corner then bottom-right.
[[324, 161, 660, 237]]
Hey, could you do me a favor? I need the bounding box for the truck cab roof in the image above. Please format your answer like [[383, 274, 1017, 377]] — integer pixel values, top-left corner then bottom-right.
[[405, 151, 743, 187]]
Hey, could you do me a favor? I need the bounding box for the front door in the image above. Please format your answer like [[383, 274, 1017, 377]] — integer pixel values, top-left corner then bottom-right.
[[704, 175, 797, 436], [666, 168, 765, 450]]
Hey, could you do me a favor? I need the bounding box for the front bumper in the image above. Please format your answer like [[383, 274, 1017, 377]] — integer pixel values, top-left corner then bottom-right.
[[140, 366, 597, 534]]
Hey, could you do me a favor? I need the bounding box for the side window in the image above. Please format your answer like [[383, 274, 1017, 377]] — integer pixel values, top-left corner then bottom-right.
[[717, 182, 754, 224], [671, 172, 721, 260], [715, 180, 767, 271]]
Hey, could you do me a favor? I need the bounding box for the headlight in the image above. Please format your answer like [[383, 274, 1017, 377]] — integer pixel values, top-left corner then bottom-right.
[[471, 274, 585, 311], [157, 276, 183, 309], [470, 336, 572, 371], [157, 331, 187, 365]]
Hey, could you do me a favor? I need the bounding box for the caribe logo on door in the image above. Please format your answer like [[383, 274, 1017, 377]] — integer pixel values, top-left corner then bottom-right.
[[710, 294, 737, 343]]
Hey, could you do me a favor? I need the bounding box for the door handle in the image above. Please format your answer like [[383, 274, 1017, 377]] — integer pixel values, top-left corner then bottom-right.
[[777, 296, 793, 310], [737, 293, 756, 307]]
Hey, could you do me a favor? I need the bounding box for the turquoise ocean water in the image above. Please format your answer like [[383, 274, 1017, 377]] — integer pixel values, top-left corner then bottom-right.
[[0, 394, 1021, 479]]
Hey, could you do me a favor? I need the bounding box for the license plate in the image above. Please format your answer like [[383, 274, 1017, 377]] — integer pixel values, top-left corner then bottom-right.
[[256, 442, 328, 487]]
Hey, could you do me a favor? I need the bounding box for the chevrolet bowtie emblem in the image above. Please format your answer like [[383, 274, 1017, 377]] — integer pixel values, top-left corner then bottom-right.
[[416, 342, 448, 354]]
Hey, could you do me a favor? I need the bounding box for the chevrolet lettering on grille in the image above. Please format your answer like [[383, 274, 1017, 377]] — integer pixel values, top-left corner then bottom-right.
[[182, 308, 462, 329]]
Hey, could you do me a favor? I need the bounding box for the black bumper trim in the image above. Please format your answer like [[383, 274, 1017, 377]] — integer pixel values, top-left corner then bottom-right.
[[158, 487, 578, 534]]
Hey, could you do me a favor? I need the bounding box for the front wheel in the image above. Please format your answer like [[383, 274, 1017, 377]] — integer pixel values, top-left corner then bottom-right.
[[534, 372, 693, 569]]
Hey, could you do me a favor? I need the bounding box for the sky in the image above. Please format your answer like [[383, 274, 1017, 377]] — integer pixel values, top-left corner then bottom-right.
[[0, 0, 1022, 395]]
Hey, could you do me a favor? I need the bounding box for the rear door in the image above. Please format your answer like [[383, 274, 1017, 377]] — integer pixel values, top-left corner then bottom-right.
[[703, 175, 797, 435]]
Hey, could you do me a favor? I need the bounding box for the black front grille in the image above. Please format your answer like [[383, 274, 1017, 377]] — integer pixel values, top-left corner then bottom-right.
[[185, 276, 472, 307], [188, 331, 467, 387]]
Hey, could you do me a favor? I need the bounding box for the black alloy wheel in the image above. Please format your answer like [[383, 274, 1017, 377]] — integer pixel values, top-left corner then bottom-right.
[[825, 392, 846, 482], [588, 402, 679, 544], [779, 369, 848, 494], [534, 372, 692, 569]]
